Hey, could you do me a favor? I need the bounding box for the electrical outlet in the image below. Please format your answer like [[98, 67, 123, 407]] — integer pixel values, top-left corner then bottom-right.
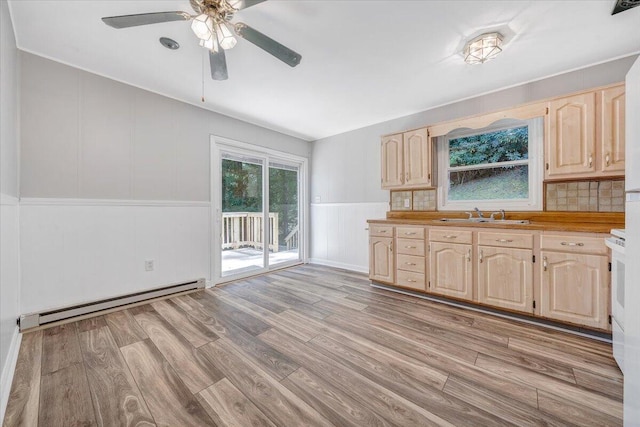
[[145, 259, 155, 272], [404, 198, 411, 208]]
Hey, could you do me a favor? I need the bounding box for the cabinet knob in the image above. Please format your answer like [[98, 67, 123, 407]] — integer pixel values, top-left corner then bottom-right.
[[444, 235, 457, 239], [606, 153, 611, 166], [588, 153, 593, 168], [479, 249, 484, 263], [467, 248, 471, 262], [405, 262, 416, 266], [405, 245, 416, 249], [405, 232, 416, 235], [407, 279, 416, 283], [496, 239, 513, 243], [543, 256, 548, 271]]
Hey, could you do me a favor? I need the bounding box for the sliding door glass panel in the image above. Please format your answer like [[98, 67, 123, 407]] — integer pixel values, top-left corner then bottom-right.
[[220, 154, 265, 276], [268, 161, 300, 266]]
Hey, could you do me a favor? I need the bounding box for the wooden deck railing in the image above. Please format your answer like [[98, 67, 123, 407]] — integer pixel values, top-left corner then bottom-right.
[[284, 225, 299, 250], [222, 212, 279, 252]]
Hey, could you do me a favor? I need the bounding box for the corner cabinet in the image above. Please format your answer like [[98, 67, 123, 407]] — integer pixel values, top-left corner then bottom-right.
[[381, 128, 432, 189], [539, 233, 610, 330], [546, 84, 625, 180], [369, 225, 394, 284]]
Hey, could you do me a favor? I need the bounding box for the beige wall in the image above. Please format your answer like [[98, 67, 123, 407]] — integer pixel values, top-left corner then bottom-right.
[[19, 52, 311, 200]]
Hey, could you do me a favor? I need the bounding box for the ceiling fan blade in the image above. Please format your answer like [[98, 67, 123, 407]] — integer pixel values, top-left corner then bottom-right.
[[229, 0, 268, 11], [210, 49, 229, 81], [234, 22, 301, 67], [102, 12, 191, 29]]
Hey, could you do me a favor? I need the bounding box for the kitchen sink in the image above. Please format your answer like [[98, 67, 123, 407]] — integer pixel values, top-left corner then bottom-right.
[[438, 218, 530, 225]]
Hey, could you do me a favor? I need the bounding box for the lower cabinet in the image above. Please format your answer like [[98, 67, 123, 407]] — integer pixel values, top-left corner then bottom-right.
[[477, 246, 533, 313], [429, 242, 473, 300], [540, 250, 609, 330], [369, 236, 394, 283]]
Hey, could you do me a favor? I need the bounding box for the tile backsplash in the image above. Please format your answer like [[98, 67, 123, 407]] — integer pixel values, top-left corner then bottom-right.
[[546, 180, 624, 212], [391, 189, 436, 211], [413, 189, 437, 211]]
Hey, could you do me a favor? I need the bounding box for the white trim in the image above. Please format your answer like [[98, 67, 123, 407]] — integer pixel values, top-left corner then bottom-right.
[[0, 194, 19, 206], [210, 135, 309, 285], [19, 198, 210, 207], [309, 258, 369, 274], [0, 328, 22, 423], [437, 117, 544, 211]]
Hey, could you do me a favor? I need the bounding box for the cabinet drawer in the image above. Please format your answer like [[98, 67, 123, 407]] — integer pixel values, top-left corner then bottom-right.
[[396, 270, 426, 291], [370, 225, 394, 237], [541, 234, 607, 254], [396, 238, 425, 256], [478, 231, 534, 249], [430, 228, 473, 244], [397, 254, 425, 273], [396, 226, 425, 239]]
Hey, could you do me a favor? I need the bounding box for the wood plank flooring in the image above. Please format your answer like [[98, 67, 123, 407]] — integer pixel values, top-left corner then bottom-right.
[[3, 264, 623, 426]]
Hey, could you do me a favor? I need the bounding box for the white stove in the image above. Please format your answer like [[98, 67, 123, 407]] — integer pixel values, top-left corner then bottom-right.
[[605, 228, 625, 372]]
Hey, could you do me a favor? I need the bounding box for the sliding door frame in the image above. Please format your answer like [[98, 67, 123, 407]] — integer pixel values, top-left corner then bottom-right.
[[210, 135, 309, 285]]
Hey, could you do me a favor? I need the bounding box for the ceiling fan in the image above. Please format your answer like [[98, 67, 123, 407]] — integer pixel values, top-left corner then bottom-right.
[[102, 0, 302, 81]]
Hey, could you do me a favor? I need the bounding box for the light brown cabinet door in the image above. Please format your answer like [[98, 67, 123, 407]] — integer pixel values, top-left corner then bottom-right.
[[403, 128, 431, 187], [429, 242, 473, 301], [381, 134, 403, 189], [547, 92, 596, 178], [600, 85, 625, 174], [477, 246, 533, 313], [369, 236, 394, 283], [540, 251, 609, 330]]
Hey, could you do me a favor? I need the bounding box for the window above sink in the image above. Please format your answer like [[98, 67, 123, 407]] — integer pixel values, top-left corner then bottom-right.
[[437, 117, 544, 211]]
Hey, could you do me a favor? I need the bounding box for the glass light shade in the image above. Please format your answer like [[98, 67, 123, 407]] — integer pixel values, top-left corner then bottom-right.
[[463, 32, 503, 64], [215, 22, 237, 50], [191, 14, 214, 41], [199, 34, 219, 53]]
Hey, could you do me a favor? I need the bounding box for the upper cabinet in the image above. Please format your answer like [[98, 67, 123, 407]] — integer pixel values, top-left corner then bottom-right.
[[600, 85, 626, 174], [546, 84, 625, 180], [381, 128, 432, 189], [547, 92, 597, 177], [381, 134, 404, 188]]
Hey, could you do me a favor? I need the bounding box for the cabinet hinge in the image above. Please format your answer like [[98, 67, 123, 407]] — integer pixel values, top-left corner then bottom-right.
[[609, 315, 612, 325], [545, 163, 549, 170], [428, 281, 431, 288], [546, 107, 549, 115], [532, 255, 536, 263], [428, 244, 431, 252], [608, 262, 612, 272], [533, 300, 536, 309]]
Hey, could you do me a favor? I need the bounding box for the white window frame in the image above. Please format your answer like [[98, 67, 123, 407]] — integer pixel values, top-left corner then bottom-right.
[[437, 117, 543, 211], [210, 135, 309, 285]]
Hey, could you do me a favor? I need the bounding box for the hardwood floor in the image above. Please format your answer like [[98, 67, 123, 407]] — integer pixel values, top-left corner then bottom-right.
[[3, 264, 623, 426]]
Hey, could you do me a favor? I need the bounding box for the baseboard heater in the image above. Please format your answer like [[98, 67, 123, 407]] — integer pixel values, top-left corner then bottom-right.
[[18, 278, 206, 331]]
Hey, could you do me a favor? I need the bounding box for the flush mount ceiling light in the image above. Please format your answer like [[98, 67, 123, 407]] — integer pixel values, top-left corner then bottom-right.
[[463, 32, 503, 64]]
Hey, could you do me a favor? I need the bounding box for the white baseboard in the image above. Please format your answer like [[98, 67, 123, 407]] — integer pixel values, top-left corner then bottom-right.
[[0, 327, 22, 423], [308, 258, 368, 274]]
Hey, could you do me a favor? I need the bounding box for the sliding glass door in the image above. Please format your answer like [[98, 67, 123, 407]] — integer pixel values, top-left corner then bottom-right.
[[213, 140, 305, 282]]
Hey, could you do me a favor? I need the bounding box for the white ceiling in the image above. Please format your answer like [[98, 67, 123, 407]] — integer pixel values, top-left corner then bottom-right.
[[8, 0, 640, 141]]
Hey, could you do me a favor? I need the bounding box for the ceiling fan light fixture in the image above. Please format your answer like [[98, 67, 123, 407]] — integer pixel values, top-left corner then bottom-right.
[[199, 34, 219, 52], [463, 32, 503, 64], [216, 22, 237, 50], [191, 13, 214, 40]]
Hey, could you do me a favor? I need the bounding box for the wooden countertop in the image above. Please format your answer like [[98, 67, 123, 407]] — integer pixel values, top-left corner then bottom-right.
[[368, 211, 624, 234]]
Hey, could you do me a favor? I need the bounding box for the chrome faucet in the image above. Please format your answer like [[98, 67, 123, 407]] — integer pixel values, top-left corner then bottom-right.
[[474, 207, 484, 218]]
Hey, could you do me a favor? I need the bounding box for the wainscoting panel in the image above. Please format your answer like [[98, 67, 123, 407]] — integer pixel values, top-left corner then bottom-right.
[[20, 200, 211, 314], [310, 202, 388, 273], [0, 194, 20, 421]]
